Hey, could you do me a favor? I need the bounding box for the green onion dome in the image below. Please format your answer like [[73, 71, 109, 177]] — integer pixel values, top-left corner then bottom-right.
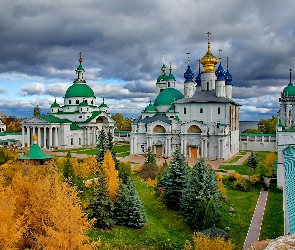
[[65, 83, 95, 98], [144, 103, 157, 112], [283, 82, 295, 96], [154, 88, 184, 106]]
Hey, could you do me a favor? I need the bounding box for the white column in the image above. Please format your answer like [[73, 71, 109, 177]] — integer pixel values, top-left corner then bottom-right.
[[55, 127, 58, 147], [49, 127, 52, 148], [286, 104, 290, 127], [43, 127, 47, 148], [22, 126, 25, 147], [27, 126, 31, 147], [183, 137, 187, 156], [38, 127, 41, 145], [204, 139, 208, 158]]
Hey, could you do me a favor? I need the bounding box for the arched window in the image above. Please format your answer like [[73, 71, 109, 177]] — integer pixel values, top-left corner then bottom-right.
[[184, 107, 187, 114], [218, 107, 220, 114], [207, 82, 209, 90], [153, 125, 166, 133], [200, 108, 203, 113], [91, 100, 93, 105], [69, 100, 71, 104], [76, 100, 79, 104]]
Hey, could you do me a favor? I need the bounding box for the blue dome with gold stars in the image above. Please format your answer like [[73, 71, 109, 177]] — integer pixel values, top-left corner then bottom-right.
[[216, 63, 226, 81], [184, 65, 194, 83]]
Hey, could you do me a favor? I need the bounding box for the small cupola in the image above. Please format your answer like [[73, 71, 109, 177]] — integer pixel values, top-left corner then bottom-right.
[[99, 98, 109, 112], [195, 59, 202, 86], [184, 53, 194, 83], [200, 32, 218, 73], [225, 57, 233, 85]]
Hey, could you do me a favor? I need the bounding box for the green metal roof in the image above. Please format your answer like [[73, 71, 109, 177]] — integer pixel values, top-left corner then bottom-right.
[[240, 133, 276, 136], [167, 73, 175, 80], [157, 74, 168, 83], [70, 123, 83, 130], [77, 64, 84, 71], [84, 111, 103, 123], [154, 88, 184, 106], [19, 143, 52, 160], [283, 146, 295, 233], [144, 103, 157, 112], [51, 101, 60, 108], [79, 101, 89, 107], [283, 82, 295, 96], [65, 83, 95, 98], [99, 102, 108, 108], [37, 114, 71, 123]]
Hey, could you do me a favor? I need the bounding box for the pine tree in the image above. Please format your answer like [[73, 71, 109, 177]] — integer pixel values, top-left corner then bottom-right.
[[162, 148, 190, 210], [114, 177, 147, 228], [180, 158, 220, 230], [113, 180, 130, 225], [144, 146, 156, 165], [107, 128, 119, 169], [96, 129, 108, 163], [125, 177, 147, 228], [248, 151, 258, 169], [203, 199, 218, 230], [88, 166, 114, 229], [102, 150, 119, 200]]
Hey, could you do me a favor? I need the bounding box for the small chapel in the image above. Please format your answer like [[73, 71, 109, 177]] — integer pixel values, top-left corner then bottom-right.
[[130, 33, 240, 160], [21, 54, 115, 149]]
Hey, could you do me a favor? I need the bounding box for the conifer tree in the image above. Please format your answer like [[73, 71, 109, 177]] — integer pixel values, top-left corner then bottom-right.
[[114, 177, 147, 228], [203, 199, 218, 230], [107, 128, 119, 169], [102, 150, 119, 200], [88, 166, 114, 229], [248, 151, 258, 169], [162, 148, 190, 210], [96, 129, 108, 163], [180, 158, 220, 230]]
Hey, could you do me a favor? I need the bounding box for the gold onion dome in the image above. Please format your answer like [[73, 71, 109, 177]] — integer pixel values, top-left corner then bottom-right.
[[200, 32, 218, 73]]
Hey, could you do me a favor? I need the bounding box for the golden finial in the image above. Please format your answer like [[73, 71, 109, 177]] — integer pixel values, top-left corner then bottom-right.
[[149, 98, 152, 103], [33, 134, 38, 142], [169, 62, 172, 74], [174, 98, 176, 102], [186, 52, 190, 65], [290, 69, 292, 83], [103, 97, 105, 103], [79, 52, 82, 64]]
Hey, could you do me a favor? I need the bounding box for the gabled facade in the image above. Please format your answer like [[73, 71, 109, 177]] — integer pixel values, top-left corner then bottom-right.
[[21, 55, 114, 148], [130, 34, 240, 160]]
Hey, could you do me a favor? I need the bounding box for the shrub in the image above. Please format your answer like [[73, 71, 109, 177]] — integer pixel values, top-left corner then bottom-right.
[[231, 178, 251, 192], [138, 162, 158, 180], [131, 164, 143, 174], [192, 232, 234, 250], [228, 171, 242, 182], [201, 227, 231, 241], [249, 174, 261, 185]]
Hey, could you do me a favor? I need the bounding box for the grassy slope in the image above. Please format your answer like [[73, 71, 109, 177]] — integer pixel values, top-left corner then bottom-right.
[[88, 175, 192, 250], [218, 179, 261, 250], [260, 181, 284, 240]]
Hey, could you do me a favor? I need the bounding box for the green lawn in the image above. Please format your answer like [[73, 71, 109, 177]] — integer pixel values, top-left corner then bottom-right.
[[54, 143, 130, 157], [86, 174, 261, 250], [219, 151, 273, 176], [260, 180, 284, 240], [89, 175, 193, 249], [218, 178, 261, 250]]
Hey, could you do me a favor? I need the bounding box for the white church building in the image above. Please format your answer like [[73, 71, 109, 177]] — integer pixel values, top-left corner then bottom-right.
[[130, 34, 240, 160], [21, 55, 114, 148]]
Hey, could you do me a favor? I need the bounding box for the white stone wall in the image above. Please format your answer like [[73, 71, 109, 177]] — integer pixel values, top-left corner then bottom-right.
[[239, 134, 276, 151]]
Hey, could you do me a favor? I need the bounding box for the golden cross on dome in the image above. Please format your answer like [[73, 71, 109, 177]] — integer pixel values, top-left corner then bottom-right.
[[169, 62, 172, 73], [207, 32, 211, 42]]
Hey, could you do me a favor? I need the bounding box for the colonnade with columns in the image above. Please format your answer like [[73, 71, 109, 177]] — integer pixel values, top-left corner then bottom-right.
[[22, 125, 59, 148], [280, 102, 295, 128]]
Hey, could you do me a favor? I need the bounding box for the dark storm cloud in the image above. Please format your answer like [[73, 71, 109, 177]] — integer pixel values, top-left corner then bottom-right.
[[1, 0, 295, 119]]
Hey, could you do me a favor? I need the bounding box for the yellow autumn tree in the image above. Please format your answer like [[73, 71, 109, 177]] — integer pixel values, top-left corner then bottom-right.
[[0, 174, 25, 249], [193, 232, 234, 250], [77, 156, 100, 178], [1, 163, 93, 249], [265, 152, 277, 175], [102, 150, 119, 200]]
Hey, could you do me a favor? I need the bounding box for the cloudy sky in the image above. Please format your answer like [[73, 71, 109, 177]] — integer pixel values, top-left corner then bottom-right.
[[0, 0, 294, 121]]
